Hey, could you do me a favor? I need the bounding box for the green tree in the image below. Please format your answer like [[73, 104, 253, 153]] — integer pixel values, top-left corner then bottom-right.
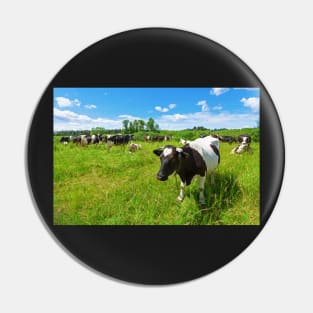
[[146, 117, 155, 131], [138, 119, 145, 131], [128, 121, 135, 133], [122, 120, 129, 131], [133, 120, 139, 132]]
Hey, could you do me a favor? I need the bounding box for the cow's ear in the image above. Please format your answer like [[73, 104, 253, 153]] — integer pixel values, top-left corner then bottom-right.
[[176, 148, 189, 159], [153, 148, 163, 156]]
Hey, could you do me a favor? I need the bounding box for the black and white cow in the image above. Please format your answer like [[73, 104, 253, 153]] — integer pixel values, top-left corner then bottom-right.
[[80, 134, 92, 146], [144, 135, 151, 142], [72, 135, 81, 144], [231, 134, 252, 154], [179, 138, 191, 145], [91, 134, 101, 144], [153, 136, 220, 204], [218, 135, 236, 144], [105, 134, 134, 150], [152, 135, 165, 142], [59, 136, 72, 144]]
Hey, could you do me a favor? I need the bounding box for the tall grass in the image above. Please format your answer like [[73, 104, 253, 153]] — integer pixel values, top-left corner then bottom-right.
[[54, 136, 259, 225]]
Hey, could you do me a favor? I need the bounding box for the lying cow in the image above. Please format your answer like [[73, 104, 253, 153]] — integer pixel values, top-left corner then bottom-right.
[[179, 138, 191, 145], [153, 136, 220, 204], [129, 143, 142, 153], [231, 134, 252, 154]]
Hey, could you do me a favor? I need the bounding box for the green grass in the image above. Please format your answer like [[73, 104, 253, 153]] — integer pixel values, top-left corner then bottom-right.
[[53, 136, 260, 225]]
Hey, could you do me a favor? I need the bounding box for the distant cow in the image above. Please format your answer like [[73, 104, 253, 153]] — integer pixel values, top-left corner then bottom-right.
[[129, 143, 142, 153], [231, 134, 252, 154], [153, 136, 220, 204], [72, 136, 81, 144], [218, 135, 236, 144], [106, 134, 134, 150], [152, 135, 165, 142], [91, 134, 101, 144], [80, 134, 92, 146], [179, 138, 191, 145], [144, 135, 151, 142], [59, 136, 72, 144]]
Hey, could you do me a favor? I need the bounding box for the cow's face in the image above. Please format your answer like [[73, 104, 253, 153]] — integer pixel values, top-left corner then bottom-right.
[[153, 146, 187, 181], [239, 136, 251, 144]]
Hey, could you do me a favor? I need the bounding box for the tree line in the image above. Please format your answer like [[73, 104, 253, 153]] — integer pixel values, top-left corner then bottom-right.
[[122, 118, 159, 133], [54, 117, 160, 136]]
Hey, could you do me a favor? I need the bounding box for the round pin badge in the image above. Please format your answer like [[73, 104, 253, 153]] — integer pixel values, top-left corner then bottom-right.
[[27, 28, 284, 284]]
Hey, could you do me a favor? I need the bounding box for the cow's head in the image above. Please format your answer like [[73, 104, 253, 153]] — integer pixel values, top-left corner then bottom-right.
[[238, 135, 251, 144], [153, 146, 188, 181]]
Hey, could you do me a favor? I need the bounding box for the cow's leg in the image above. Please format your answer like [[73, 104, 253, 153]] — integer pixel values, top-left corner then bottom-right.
[[210, 171, 215, 185], [177, 181, 186, 202], [199, 175, 206, 204]]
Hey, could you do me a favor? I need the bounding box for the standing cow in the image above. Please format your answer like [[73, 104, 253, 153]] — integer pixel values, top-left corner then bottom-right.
[[153, 136, 220, 204], [59, 136, 72, 144], [105, 134, 134, 150], [218, 135, 236, 144], [144, 135, 151, 142]]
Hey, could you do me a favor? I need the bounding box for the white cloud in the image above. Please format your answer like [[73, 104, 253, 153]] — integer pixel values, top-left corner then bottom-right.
[[55, 97, 72, 107], [155, 103, 176, 113], [157, 111, 259, 130], [55, 97, 81, 108], [160, 113, 189, 122], [54, 108, 122, 130], [155, 106, 169, 113], [213, 105, 223, 110], [84, 104, 97, 109], [197, 100, 208, 112], [240, 97, 260, 112], [210, 88, 230, 96]]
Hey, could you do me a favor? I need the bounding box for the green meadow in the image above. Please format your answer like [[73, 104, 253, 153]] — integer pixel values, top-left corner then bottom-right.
[[53, 130, 260, 225]]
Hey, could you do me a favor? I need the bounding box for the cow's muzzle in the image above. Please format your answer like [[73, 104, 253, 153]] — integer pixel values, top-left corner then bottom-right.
[[157, 173, 168, 181]]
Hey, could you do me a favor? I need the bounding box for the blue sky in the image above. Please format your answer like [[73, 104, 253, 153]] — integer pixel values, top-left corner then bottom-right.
[[53, 87, 260, 131]]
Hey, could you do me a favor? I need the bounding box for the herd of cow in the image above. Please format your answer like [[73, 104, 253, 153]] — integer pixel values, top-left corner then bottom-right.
[[59, 133, 252, 154], [59, 133, 174, 152], [60, 134, 134, 147], [58, 133, 252, 204]]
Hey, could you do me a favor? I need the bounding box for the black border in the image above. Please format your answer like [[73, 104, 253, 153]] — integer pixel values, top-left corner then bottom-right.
[[27, 28, 285, 284]]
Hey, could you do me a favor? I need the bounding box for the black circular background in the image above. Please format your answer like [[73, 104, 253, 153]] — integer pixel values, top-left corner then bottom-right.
[[27, 28, 284, 284]]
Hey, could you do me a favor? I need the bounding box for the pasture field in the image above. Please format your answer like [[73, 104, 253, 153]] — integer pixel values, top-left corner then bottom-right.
[[53, 134, 260, 225]]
